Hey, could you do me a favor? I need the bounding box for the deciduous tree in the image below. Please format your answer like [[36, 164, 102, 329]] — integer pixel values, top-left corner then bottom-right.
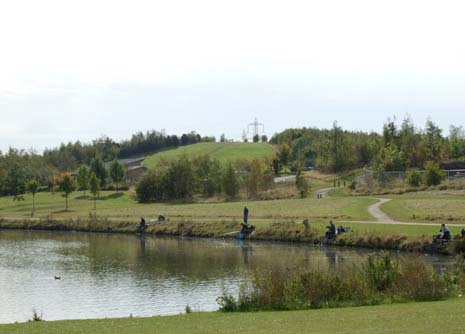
[[54, 172, 76, 210]]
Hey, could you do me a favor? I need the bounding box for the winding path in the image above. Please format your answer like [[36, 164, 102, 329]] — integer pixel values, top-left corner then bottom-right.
[[368, 198, 395, 223]]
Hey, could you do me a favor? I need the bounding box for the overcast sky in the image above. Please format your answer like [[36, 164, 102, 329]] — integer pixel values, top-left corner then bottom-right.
[[1, 0, 464, 152]]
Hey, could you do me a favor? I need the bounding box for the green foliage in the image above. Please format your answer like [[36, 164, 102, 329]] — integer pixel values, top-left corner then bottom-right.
[[76, 165, 90, 194], [270, 116, 465, 173], [278, 144, 292, 167], [136, 169, 165, 203], [2, 160, 28, 197], [26, 178, 39, 195], [326, 121, 350, 172], [448, 125, 465, 160], [362, 253, 398, 291], [253, 134, 260, 143], [216, 292, 239, 312], [109, 160, 125, 191], [222, 163, 240, 199], [295, 163, 309, 198], [54, 172, 76, 209], [164, 156, 195, 199], [376, 144, 406, 172], [246, 160, 273, 198], [89, 157, 108, 187], [218, 253, 459, 312], [422, 161, 445, 186], [193, 155, 222, 197], [26, 178, 39, 215], [406, 169, 421, 187], [424, 120, 443, 162], [89, 172, 100, 210], [272, 155, 280, 175]]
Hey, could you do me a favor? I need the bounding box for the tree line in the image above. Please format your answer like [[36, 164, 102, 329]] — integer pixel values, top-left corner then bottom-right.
[[135, 156, 275, 202], [0, 130, 213, 196], [271, 117, 465, 173]]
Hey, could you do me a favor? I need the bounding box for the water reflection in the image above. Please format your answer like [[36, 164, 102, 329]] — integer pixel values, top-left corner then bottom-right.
[[0, 230, 455, 323]]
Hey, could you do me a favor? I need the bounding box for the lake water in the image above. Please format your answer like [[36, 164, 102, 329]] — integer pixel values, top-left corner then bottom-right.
[[0, 230, 455, 323]]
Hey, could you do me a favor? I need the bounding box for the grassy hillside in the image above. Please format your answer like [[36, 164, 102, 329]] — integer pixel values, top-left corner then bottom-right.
[[2, 298, 465, 334], [142, 142, 276, 168]]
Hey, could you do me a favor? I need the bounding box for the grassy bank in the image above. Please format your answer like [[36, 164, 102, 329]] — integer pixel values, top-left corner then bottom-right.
[[2, 188, 465, 253], [143, 142, 276, 168], [1, 298, 465, 334], [1, 216, 460, 253]]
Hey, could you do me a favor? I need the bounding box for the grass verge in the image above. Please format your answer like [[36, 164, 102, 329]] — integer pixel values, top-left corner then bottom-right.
[[1, 298, 465, 334]]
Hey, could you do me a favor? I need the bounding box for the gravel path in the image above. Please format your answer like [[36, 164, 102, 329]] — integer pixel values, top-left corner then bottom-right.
[[367, 198, 395, 222]]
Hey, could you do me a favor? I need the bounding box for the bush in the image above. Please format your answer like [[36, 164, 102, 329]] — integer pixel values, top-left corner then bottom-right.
[[30, 309, 43, 322], [362, 253, 398, 292], [406, 169, 422, 187], [395, 256, 447, 300], [217, 292, 239, 312], [423, 161, 445, 186], [135, 169, 164, 202], [217, 253, 461, 312]]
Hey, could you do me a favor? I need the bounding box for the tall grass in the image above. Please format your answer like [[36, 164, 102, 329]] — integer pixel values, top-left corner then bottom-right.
[[218, 253, 461, 312]]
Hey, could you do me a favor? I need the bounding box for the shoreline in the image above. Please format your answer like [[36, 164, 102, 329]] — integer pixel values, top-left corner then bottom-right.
[[0, 216, 452, 254]]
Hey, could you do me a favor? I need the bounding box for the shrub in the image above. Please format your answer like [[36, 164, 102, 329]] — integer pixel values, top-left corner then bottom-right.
[[217, 292, 239, 312], [406, 169, 422, 187], [362, 253, 398, 292], [422, 161, 445, 186], [31, 309, 43, 322], [135, 169, 165, 202], [395, 256, 447, 300], [217, 253, 461, 312]]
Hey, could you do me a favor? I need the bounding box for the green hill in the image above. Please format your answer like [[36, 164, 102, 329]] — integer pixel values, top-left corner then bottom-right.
[[142, 142, 276, 168]]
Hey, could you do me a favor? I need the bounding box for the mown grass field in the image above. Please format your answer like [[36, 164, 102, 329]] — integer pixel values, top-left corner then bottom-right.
[[142, 142, 276, 168], [2, 189, 464, 238], [1, 298, 464, 334], [0, 190, 376, 222], [381, 193, 465, 224]]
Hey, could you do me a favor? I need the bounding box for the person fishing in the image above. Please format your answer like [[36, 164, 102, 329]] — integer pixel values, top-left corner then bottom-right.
[[237, 206, 255, 239], [325, 221, 336, 240], [440, 223, 451, 241], [137, 217, 147, 234]]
